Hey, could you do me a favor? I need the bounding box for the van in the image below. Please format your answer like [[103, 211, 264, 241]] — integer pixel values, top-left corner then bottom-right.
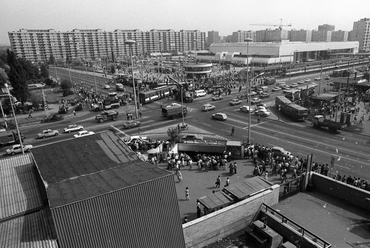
[[276, 82, 286, 87], [261, 86, 268, 92], [194, 90, 206, 97]]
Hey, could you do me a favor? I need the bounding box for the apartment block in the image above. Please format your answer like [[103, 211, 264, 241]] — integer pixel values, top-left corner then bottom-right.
[[230, 30, 256, 42], [8, 28, 206, 62], [318, 24, 335, 31], [289, 29, 312, 42], [350, 18, 370, 52]]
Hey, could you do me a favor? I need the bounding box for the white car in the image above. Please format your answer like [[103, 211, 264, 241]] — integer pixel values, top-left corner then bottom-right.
[[194, 90, 207, 97], [251, 97, 261, 104], [304, 79, 311, 82], [103, 85, 110, 89], [290, 83, 298, 88], [64, 124, 84, 133], [202, 103, 216, 112], [6, 144, 33, 155], [166, 103, 182, 108], [240, 105, 250, 113], [212, 113, 228, 121], [314, 77, 321, 81], [255, 109, 271, 117], [74, 130, 95, 138], [297, 80, 305, 84]]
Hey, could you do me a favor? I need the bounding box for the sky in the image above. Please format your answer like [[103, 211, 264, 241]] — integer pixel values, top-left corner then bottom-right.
[[1, 0, 369, 45]]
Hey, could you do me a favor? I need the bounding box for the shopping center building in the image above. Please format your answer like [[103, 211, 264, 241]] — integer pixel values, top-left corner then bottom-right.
[[196, 41, 359, 67]]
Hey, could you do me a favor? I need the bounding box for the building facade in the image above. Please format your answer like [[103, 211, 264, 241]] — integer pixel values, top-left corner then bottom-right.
[[318, 24, 335, 31], [255, 29, 289, 42], [207, 30, 220, 47], [8, 28, 206, 62], [230, 30, 256, 42], [289, 30, 312, 42], [350, 18, 370, 52]]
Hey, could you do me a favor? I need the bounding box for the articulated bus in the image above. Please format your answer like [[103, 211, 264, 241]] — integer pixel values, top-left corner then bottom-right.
[[275, 96, 309, 121]]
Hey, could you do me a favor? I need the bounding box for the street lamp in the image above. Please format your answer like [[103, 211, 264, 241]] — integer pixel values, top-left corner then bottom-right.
[[5, 84, 24, 154], [289, 50, 297, 82], [125, 39, 139, 119], [244, 38, 253, 144]]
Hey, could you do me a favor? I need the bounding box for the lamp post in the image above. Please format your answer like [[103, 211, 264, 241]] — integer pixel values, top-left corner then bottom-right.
[[244, 38, 253, 144], [125, 39, 139, 119], [289, 51, 297, 82], [5, 84, 24, 154]]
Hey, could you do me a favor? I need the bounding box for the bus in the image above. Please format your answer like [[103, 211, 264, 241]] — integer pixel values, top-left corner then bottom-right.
[[275, 96, 308, 121], [138, 85, 174, 104]]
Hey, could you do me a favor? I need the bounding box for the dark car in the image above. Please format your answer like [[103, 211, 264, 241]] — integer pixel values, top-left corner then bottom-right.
[[122, 120, 141, 129], [259, 92, 270, 99]]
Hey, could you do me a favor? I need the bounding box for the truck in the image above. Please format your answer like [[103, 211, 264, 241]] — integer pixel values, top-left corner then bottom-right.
[[95, 110, 119, 123], [162, 105, 187, 119], [91, 99, 120, 111], [311, 115, 347, 132], [0, 131, 25, 148]]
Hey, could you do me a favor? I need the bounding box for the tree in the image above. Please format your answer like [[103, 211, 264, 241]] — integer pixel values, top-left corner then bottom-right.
[[6, 50, 29, 103], [0, 68, 9, 88], [48, 55, 55, 65], [167, 127, 180, 144], [40, 64, 49, 79], [60, 79, 73, 96], [110, 65, 116, 74]]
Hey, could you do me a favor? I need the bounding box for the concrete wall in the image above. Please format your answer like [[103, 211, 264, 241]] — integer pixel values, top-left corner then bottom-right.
[[182, 185, 280, 248], [311, 172, 370, 211]]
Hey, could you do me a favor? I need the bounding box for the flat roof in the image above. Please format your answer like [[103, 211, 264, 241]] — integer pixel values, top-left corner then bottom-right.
[[223, 177, 273, 200], [32, 131, 171, 208]]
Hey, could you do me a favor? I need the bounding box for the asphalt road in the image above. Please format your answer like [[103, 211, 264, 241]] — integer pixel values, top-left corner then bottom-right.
[[20, 68, 370, 182]]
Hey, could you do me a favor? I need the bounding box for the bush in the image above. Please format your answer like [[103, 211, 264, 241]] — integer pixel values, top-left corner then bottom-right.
[[75, 103, 83, 111], [62, 89, 74, 97]]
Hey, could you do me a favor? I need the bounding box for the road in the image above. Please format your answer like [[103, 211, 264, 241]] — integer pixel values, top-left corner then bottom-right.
[[18, 68, 370, 181]]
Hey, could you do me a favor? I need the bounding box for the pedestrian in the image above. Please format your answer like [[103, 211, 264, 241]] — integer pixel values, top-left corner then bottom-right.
[[233, 162, 237, 174], [229, 163, 234, 175], [28, 110, 33, 118], [183, 216, 188, 224], [73, 110, 76, 116], [139, 110, 142, 118], [215, 175, 221, 188], [230, 126, 235, 136], [177, 170, 183, 183], [264, 171, 268, 180], [225, 177, 230, 187], [126, 113, 129, 120], [185, 187, 189, 200], [257, 115, 261, 123], [196, 201, 202, 218]]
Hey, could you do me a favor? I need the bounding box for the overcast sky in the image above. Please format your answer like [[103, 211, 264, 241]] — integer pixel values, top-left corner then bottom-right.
[[1, 0, 369, 45]]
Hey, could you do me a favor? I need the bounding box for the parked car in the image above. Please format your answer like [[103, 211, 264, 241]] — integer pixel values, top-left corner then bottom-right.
[[229, 99, 242, 106], [202, 103, 216, 111], [304, 79, 311, 82], [37, 129, 59, 139], [314, 77, 321, 81], [103, 85, 110, 89], [272, 87, 281, 92], [248, 91, 257, 96], [74, 130, 95, 138], [259, 92, 270, 99], [212, 113, 228, 121], [6, 144, 33, 155], [290, 83, 298, 88], [240, 105, 250, 113], [122, 120, 141, 129], [297, 80, 305, 84], [194, 89, 207, 97], [212, 95, 223, 101], [63, 124, 84, 133], [251, 97, 261, 104]]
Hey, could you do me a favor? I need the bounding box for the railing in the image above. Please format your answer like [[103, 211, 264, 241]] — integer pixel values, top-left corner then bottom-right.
[[279, 175, 302, 200], [260, 203, 332, 248]]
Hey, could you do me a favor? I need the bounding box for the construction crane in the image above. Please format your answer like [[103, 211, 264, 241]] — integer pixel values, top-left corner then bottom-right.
[[250, 18, 292, 30]]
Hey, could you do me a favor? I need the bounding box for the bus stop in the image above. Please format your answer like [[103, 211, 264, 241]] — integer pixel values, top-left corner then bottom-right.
[[222, 177, 274, 202], [198, 191, 234, 215]]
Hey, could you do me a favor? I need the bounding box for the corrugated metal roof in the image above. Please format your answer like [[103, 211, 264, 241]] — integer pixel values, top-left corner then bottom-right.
[[0, 209, 59, 248], [52, 175, 185, 248], [0, 154, 43, 220], [32, 131, 171, 208]]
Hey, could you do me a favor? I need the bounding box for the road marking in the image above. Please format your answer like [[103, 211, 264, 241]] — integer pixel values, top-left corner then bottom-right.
[[202, 122, 212, 126]]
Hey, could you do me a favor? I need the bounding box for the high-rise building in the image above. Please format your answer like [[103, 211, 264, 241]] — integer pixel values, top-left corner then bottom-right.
[[8, 28, 206, 62], [255, 29, 289, 42], [318, 24, 335, 32], [311, 30, 332, 42], [289, 30, 312, 42], [331, 30, 349, 42], [350, 18, 370, 52], [230, 30, 256, 42], [207, 31, 220, 45]]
